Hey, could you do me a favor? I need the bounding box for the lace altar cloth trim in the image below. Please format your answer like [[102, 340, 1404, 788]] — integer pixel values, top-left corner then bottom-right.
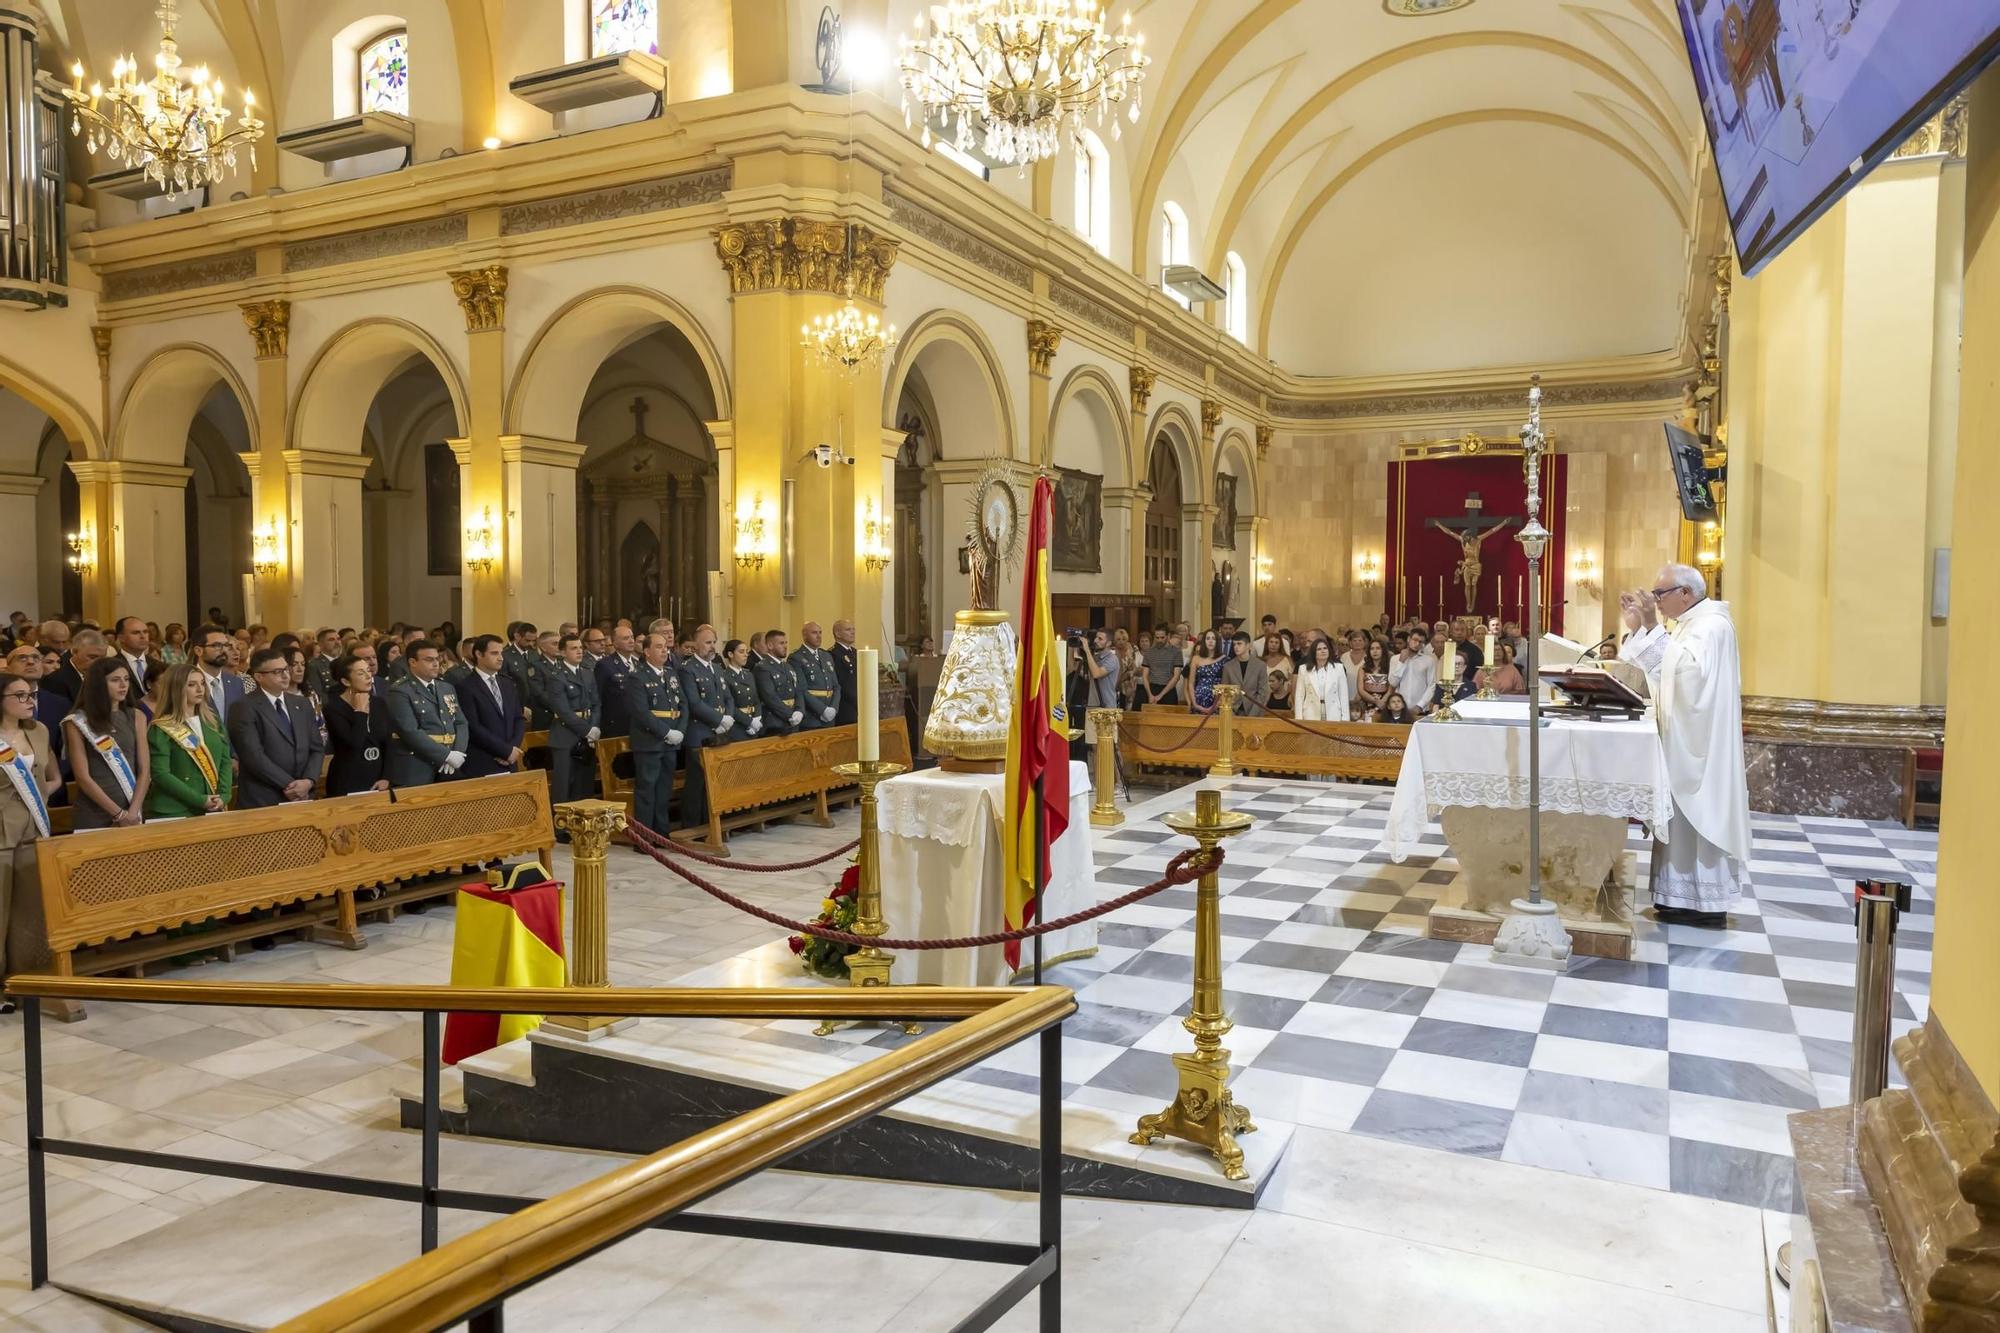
[[1419, 772, 1667, 824], [877, 775, 1001, 848]]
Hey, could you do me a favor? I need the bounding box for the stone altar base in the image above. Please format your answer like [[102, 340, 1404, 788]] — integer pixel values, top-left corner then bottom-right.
[[1425, 807, 1637, 961]]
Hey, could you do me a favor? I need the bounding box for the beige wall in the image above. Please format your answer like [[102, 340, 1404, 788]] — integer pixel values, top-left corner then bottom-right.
[[1261, 418, 1680, 639]]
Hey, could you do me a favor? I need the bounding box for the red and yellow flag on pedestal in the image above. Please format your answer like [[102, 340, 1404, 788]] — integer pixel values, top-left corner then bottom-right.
[[1002, 475, 1071, 970], [442, 868, 567, 1066]]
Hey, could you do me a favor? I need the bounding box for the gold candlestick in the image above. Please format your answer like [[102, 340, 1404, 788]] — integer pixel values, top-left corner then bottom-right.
[[1130, 788, 1256, 1179], [546, 799, 627, 1037], [1209, 684, 1242, 778], [816, 759, 916, 1036], [1087, 707, 1124, 828]]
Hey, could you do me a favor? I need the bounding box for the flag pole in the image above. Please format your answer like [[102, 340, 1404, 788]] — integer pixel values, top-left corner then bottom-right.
[[1032, 782, 1045, 984]]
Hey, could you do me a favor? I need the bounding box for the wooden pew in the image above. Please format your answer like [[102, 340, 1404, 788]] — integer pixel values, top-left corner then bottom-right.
[[692, 719, 915, 854], [30, 771, 555, 992], [1121, 711, 1409, 783]]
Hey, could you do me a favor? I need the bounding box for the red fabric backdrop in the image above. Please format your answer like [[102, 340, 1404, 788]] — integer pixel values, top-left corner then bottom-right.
[[1384, 455, 1567, 634]]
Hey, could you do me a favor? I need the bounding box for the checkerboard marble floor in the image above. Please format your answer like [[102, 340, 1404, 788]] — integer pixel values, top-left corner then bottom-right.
[[1018, 775, 1936, 1213]]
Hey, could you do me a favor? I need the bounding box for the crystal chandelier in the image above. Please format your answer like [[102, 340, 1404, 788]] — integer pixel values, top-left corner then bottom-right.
[[802, 225, 899, 372], [61, 0, 265, 194], [898, 0, 1148, 167]]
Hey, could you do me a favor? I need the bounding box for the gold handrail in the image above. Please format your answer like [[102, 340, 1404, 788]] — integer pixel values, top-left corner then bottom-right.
[[272, 985, 1076, 1332], [3, 976, 1024, 1020]]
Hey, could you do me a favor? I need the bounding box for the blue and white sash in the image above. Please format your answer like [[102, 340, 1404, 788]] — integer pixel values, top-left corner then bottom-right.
[[0, 737, 50, 839], [64, 714, 137, 805]]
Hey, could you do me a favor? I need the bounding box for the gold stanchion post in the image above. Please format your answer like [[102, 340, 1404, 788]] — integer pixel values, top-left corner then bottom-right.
[[1209, 683, 1242, 777], [1087, 707, 1124, 828], [546, 799, 627, 1037], [816, 758, 915, 1037], [1131, 787, 1256, 1179]]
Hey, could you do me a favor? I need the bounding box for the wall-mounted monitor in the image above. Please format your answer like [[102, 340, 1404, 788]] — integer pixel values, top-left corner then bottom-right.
[[1665, 423, 1720, 524]]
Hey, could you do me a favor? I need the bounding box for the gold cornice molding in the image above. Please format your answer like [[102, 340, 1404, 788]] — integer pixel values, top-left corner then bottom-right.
[[0, 472, 46, 497], [1893, 93, 1969, 160], [68, 459, 193, 488], [282, 449, 375, 481], [499, 435, 590, 469], [1027, 320, 1062, 376], [1741, 696, 1946, 748], [714, 217, 897, 300], [240, 300, 290, 360], [448, 265, 509, 333]]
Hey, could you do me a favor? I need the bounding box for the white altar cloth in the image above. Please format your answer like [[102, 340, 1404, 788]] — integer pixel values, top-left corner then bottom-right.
[[878, 761, 1098, 985], [1385, 701, 1674, 860]]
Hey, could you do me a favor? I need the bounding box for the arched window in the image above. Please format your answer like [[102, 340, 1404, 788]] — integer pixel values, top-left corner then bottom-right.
[[1224, 251, 1248, 343], [1074, 130, 1110, 257], [590, 0, 659, 57], [358, 28, 409, 116], [1160, 201, 1190, 308]]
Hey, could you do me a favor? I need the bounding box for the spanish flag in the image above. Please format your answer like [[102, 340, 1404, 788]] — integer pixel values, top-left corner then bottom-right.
[[442, 863, 567, 1066], [1002, 475, 1071, 970]]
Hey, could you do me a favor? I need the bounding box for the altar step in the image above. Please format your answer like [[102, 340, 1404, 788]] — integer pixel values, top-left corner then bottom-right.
[[401, 1017, 1291, 1211]]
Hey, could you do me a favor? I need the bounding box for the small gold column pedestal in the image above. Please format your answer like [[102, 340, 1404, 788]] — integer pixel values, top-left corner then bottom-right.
[[1209, 684, 1242, 778], [1087, 707, 1124, 828], [1130, 788, 1257, 1180], [816, 759, 918, 1037], [546, 799, 627, 1037]]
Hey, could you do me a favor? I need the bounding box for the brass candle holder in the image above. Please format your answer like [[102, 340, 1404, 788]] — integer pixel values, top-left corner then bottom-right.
[[1208, 684, 1242, 777], [1087, 707, 1124, 828], [1130, 787, 1257, 1180], [816, 758, 915, 1036], [546, 799, 628, 1037]]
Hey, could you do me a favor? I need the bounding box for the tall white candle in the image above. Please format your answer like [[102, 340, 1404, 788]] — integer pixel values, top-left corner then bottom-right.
[[857, 647, 879, 762]]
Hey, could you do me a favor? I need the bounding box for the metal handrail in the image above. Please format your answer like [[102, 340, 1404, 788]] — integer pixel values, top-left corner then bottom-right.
[[274, 985, 1075, 1333]]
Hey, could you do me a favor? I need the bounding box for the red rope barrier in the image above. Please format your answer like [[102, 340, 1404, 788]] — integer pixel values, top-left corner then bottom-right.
[[1120, 707, 1219, 756], [624, 815, 1220, 950], [637, 831, 860, 871], [1267, 711, 1413, 751]]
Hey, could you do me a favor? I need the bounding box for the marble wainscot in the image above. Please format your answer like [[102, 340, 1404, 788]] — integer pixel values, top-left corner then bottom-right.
[[405, 943, 1292, 1211], [1743, 697, 1944, 824]]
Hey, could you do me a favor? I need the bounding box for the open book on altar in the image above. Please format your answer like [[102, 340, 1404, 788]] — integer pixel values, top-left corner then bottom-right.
[[1537, 632, 1650, 699]]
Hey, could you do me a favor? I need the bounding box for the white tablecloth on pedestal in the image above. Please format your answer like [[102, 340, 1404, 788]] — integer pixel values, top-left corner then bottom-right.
[[878, 761, 1097, 986], [1385, 701, 1674, 860]]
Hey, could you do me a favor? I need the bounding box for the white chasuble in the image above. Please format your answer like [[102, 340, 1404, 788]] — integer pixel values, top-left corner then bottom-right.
[[1651, 598, 1751, 911]]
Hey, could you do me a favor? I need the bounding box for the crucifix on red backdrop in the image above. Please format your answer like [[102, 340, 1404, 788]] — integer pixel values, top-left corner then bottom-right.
[[1424, 494, 1520, 615]]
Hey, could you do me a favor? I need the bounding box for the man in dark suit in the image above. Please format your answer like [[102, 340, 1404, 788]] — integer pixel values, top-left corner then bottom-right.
[[5, 644, 68, 735], [229, 647, 325, 807], [755, 629, 805, 736], [192, 624, 250, 718], [829, 619, 859, 726], [459, 634, 526, 779], [50, 627, 103, 703], [594, 624, 639, 737], [676, 623, 733, 827]]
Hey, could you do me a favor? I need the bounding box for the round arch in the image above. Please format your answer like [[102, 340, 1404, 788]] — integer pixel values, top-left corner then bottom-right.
[[1047, 364, 1133, 486], [1215, 427, 1257, 515], [881, 310, 1021, 462], [114, 345, 258, 466], [508, 286, 732, 439], [1145, 401, 1202, 502], [0, 352, 103, 460], [290, 317, 469, 454]]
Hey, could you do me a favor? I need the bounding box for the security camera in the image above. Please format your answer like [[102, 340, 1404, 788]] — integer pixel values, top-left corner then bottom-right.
[[806, 443, 856, 468]]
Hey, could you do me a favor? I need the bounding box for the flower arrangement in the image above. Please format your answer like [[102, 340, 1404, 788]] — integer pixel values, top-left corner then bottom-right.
[[788, 864, 860, 979]]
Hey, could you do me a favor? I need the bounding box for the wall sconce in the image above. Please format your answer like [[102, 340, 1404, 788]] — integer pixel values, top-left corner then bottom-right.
[[859, 497, 892, 574], [464, 507, 499, 574], [1255, 554, 1274, 590], [64, 524, 95, 576], [1695, 521, 1723, 574], [735, 494, 769, 572], [1571, 549, 1600, 596], [251, 518, 282, 577], [1356, 552, 1380, 592]]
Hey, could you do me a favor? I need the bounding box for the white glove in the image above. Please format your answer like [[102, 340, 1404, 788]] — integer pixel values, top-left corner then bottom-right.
[[667, 729, 683, 746], [585, 727, 600, 744], [821, 706, 836, 722], [444, 750, 465, 772], [717, 715, 734, 733], [748, 717, 763, 735], [789, 710, 803, 725]]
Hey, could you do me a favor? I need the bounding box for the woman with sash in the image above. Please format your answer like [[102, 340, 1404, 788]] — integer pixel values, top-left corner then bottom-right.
[[63, 657, 150, 830], [145, 664, 232, 820], [0, 671, 61, 1001]]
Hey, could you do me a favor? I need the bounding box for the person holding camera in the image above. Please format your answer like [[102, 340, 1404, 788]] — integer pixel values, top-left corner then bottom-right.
[[1065, 638, 1092, 763], [1082, 628, 1118, 709]]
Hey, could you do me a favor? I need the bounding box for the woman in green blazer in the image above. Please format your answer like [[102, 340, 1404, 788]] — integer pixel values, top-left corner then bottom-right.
[[145, 664, 234, 819]]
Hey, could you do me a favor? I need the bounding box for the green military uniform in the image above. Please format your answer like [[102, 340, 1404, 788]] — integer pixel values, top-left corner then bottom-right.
[[522, 652, 561, 730], [385, 674, 470, 787], [625, 662, 685, 833], [753, 653, 804, 736], [720, 661, 763, 738], [789, 643, 842, 730], [538, 658, 599, 803]]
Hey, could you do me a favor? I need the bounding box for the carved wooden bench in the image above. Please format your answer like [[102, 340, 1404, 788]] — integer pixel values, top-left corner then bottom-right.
[[27, 771, 555, 1000], [689, 719, 915, 854]]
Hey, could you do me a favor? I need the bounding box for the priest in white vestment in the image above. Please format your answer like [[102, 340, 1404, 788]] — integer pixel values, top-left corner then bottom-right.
[[1648, 564, 1751, 924]]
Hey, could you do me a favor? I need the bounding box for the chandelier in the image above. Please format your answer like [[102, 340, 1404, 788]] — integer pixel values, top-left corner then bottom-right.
[[61, 0, 265, 194], [898, 1, 1149, 167], [802, 225, 899, 372]]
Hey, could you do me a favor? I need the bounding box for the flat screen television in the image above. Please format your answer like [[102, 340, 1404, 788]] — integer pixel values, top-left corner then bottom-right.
[[1665, 422, 1720, 523], [1676, 0, 2000, 277]]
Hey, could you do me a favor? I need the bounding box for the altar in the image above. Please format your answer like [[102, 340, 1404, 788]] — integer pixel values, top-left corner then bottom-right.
[[1385, 700, 1674, 959], [876, 761, 1098, 985]]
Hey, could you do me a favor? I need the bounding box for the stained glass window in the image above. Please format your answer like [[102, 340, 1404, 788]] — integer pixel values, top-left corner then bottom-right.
[[590, 0, 658, 57], [359, 29, 409, 116]]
